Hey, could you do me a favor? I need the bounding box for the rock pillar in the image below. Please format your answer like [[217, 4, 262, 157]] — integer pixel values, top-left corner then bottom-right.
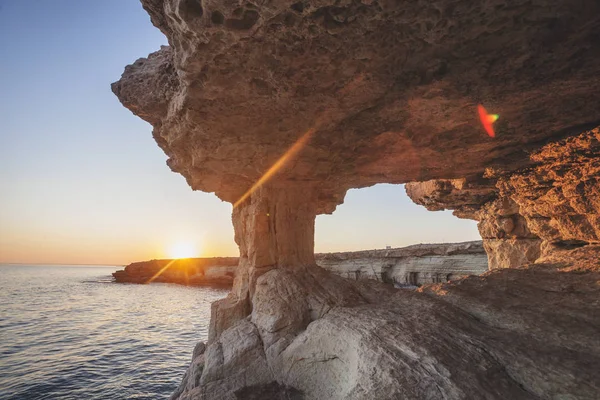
[[476, 197, 542, 269], [209, 184, 317, 342]]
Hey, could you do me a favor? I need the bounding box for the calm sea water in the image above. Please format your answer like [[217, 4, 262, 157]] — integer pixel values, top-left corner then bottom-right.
[[0, 265, 228, 400]]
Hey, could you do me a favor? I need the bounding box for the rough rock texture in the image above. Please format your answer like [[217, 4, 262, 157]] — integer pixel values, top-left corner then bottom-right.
[[112, 258, 237, 286], [112, 1, 600, 399], [499, 128, 600, 249], [407, 127, 600, 270], [316, 241, 487, 286], [112, 241, 488, 288], [113, 0, 600, 212], [173, 260, 600, 400]]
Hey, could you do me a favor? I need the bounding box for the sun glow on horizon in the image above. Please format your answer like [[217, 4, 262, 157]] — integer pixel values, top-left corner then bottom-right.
[[167, 241, 199, 259]]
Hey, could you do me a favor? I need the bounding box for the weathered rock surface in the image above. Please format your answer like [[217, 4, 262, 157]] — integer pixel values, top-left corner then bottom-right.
[[407, 127, 600, 270], [113, 241, 488, 288], [112, 0, 600, 399], [499, 128, 600, 247], [112, 258, 237, 286], [173, 260, 600, 400], [113, 0, 600, 212], [316, 241, 487, 286]]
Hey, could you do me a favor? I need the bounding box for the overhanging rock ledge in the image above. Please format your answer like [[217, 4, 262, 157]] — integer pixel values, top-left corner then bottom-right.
[[112, 1, 600, 398]]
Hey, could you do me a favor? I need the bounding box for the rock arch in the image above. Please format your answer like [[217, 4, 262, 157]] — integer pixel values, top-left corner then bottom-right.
[[113, 0, 600, 398]]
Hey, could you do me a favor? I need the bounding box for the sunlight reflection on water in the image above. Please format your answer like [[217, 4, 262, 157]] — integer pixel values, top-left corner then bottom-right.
[[0, 265, 227, 400]]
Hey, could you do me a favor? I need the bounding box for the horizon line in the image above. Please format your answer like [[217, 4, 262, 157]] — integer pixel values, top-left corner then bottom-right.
[[0, 262, 124, 267]]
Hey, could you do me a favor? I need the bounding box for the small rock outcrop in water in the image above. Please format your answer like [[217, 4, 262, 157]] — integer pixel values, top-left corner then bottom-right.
[[112, 0, 600, 398], [113, 242, 488, 288], [112, 258, 238, 286]]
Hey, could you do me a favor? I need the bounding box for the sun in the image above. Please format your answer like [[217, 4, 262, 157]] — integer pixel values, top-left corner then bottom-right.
[[168, 241, 198, 259]]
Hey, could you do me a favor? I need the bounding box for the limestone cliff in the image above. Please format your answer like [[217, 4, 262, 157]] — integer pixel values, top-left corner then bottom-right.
[[316, 241, 487, 286], [113, 241, 488, 288], [406, 127, 600, 270], [112, 0, 600, 398], [112, 258, 238, 286]]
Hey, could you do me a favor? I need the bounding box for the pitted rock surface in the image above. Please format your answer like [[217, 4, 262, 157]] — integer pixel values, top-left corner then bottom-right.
[[113, 0, 600, 212], [113, 1, 600, 399], [407, 127, 600, 269]]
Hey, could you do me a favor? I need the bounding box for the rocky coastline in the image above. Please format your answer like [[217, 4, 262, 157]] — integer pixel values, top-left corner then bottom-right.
[[112, 257, 238, 287], [317, 241, 487, 287], [112, 0, 600, 398], [113, 241, 488, 288]]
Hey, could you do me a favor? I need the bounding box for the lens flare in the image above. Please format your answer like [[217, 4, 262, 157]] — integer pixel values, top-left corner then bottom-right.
[[233, 127, 317, 208], [146, 259, 177, 284], [478, 104, 499, 138]]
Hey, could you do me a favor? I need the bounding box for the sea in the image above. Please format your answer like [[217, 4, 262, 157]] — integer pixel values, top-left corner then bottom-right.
[[0, 265, 228, 400]]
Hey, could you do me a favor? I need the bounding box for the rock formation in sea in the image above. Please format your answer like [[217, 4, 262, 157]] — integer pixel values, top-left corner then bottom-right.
[[113, 241, 488, 288], [112, 258, 238, 286], [112, 1, 600, 399]]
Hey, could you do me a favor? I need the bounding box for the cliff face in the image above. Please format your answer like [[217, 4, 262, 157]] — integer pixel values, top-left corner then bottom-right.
[[406, 127, 600, 271], [113, 241, 488, 288], [112, 258, 238, 286], [112, 0, 600, 398], [316, 241, 487, 286]]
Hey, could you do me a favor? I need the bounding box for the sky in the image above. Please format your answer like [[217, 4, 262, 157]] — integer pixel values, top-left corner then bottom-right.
[[0, 1, 480, 265]]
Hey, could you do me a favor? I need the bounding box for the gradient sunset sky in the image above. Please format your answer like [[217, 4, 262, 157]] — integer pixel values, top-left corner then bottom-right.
[[0, 1, 480, 265]]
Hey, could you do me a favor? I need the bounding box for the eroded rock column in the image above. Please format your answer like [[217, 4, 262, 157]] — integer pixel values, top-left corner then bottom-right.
[[209, 184, 318, 342], [477, 197, 542, 269]]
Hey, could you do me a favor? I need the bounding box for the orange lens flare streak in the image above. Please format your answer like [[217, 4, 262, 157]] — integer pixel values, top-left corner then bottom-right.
[[233, 127, 317, 208], [478, 104, 499, 138], [146, 259, 177, 284]]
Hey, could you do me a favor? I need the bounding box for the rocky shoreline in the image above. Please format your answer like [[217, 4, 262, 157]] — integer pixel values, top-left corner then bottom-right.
[[113, 241, 488, 288], [111, 0, 600, 398], [112, 257, 238, 287]]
